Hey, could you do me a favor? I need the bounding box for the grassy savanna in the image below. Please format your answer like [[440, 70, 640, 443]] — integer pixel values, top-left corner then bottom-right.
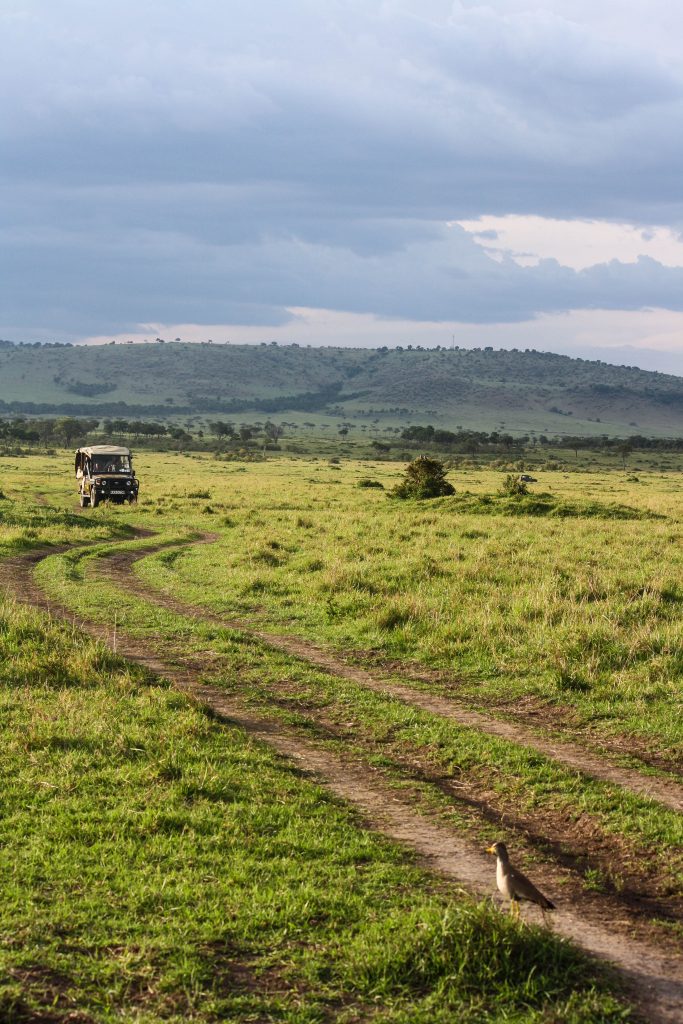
[[1, 450, 681, 1019], [0, 458, 132, 558], [7, 450, 683, 759], [1, 601, 637, 1024], [22, 456, 683, 893], [125, 455, 681, 761], [33, 537, 683, 917]]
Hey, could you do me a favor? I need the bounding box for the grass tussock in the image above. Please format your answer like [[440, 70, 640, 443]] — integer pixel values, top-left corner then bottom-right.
[[341, 904, 629, 1021]]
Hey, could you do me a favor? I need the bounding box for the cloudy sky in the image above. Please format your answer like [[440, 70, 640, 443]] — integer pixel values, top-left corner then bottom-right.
[[3, 0, 683, 373]]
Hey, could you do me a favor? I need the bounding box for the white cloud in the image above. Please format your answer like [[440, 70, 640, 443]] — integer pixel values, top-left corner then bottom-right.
[[458, 216, 683, 270]]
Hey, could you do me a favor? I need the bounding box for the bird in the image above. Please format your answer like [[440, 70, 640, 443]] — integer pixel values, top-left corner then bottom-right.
[[486, 841, 555, 919]]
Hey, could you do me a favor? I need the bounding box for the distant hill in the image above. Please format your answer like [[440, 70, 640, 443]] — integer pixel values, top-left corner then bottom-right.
[[0, 339, 681, 437]]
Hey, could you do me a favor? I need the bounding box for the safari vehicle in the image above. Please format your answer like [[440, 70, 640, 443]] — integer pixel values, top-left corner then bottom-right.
[[75, 445, 139, 507]]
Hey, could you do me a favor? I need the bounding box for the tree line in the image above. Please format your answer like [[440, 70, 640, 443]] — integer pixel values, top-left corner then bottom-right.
[[0, 417, 191, 446], [400, 424, 683, 453], [0, 416, 285, 449]]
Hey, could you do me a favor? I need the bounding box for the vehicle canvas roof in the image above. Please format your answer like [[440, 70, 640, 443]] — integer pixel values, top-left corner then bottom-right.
[[76, 445, 132, 457]]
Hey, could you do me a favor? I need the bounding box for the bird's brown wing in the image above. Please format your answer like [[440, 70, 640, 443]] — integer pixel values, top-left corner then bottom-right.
[[509, 866, 555, 910]]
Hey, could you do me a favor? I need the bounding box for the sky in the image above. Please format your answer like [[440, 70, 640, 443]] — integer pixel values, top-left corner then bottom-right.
[[2, 0, 683, 374]]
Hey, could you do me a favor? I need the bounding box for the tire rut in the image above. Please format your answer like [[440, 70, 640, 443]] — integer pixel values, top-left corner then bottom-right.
[[2, 542, 682, 1023], [101, 539, 683, 815]]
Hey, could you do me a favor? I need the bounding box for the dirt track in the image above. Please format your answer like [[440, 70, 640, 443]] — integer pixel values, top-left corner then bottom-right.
[[99, 539, 683, 815], [1, 534, 682, 1023]]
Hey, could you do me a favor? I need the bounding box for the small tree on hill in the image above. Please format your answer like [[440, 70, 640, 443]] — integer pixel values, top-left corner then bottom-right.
[[264, 421, 284, 442], [392, 456, 455, 499]]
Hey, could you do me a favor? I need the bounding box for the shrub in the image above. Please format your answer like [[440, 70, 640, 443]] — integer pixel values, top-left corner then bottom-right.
[[357, 478, 384, 489], [391, 456, 455, 500], [499, 474, 528, 497]]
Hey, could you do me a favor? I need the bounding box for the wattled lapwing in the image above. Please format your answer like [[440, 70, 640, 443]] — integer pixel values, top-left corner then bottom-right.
[[486, 841, 555, 919]]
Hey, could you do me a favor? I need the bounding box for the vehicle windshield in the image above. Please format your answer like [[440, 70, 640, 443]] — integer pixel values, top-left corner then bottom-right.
[[91, 455, 131, 474]]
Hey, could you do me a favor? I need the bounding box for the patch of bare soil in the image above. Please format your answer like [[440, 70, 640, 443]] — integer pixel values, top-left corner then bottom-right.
[[5, 965, 95, 1024], [97, 541, 683, 815], [2, 542, 682, 1023]]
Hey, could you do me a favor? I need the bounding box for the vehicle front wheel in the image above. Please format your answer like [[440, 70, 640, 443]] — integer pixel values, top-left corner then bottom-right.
[[79, 491, 89, 508], [91, 491, 100, 508]]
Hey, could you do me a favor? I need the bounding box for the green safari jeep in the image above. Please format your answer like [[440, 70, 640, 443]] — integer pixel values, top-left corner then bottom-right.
[[75, 445, 139, 507]]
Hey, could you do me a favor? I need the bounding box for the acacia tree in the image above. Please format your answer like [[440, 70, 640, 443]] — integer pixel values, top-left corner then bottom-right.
[[54, 417, 97, 446], [263, 421, 284, 441], [617, 442, 633, 469], [209, 420, 235, 439]]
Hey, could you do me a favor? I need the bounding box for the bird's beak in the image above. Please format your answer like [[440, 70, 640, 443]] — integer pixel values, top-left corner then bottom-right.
[[486, 845, 496, 855]]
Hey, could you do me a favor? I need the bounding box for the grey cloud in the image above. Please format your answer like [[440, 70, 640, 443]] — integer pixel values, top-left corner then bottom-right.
[[437, 7, 680, 118], [3, 1, 682, 212], [3, 1, 683, 339], [5, 218, 683, 337]]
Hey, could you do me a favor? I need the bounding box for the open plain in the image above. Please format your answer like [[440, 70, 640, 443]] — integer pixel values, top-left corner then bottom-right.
[[0, 450, 681, 1023]]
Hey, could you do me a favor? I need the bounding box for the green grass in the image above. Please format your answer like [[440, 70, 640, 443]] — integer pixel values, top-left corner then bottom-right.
[[0, 495, 124, 558], [0, 598, 633, 1023], [440, 491, 664, 519], [31, 544, 683, 904], [1, 450, 681, 1019], [4, 451, 682, 755], [121, 458, 682, 760], [6, 450, 681, 760]]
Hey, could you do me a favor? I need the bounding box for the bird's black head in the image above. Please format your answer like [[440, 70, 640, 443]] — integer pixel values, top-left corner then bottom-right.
[[486, 841, 509, 860]]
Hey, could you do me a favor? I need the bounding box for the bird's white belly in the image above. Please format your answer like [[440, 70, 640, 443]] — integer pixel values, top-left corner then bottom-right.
[[497, 863, 515, 900]]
